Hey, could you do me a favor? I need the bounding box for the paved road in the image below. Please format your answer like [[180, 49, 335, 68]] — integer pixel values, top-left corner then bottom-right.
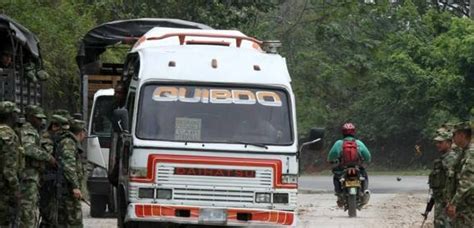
[[299, 175, 429, 193]]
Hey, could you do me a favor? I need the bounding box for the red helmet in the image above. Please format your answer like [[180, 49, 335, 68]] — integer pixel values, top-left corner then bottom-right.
[[342, 122, 356, 135]]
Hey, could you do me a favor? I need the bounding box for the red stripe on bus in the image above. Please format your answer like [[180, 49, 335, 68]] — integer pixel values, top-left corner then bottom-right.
[[135, 204, 294, 225]]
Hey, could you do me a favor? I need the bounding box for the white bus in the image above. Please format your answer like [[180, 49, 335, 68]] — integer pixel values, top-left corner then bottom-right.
[[111, 28, 322, 227]]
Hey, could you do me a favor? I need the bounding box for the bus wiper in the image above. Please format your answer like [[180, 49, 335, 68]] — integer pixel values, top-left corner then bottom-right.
[[228, 141, 268, 149]]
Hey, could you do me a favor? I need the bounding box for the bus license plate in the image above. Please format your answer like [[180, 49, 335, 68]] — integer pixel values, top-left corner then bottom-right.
[[199, 208, 227, 225], [345, 180, 361, 187]]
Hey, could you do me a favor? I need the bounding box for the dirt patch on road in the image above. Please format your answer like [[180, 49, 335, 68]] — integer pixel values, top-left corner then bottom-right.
[[297, 193, 434, 228]]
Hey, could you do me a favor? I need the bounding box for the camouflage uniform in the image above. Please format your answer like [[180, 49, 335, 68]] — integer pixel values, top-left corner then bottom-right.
[[429, 129, 457, 228], [39, 114, 70, 227], [57, 119, 85, 228], [19, 106, 54, 228], [450, 121, 474, 228], [0, 102, 21, 226]]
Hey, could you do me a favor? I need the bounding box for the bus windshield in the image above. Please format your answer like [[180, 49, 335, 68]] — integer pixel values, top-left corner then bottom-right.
[[136, 84, 293, 145]]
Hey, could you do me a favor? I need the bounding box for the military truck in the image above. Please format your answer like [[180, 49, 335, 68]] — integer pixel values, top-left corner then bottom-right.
[[0, 14, 47, 108]]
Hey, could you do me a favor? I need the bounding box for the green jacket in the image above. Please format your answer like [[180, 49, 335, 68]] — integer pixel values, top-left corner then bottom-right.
[[20, 122, 54, 182], [451, 145, 474, 209], [327, 136, 371, 163], [40, 130, 54, 155], [58, 132, 84, 190], [429, 149, 458, 201], [0, 124, 21, 193]]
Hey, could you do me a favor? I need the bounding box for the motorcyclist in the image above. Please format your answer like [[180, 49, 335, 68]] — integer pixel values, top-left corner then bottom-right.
[[327, 122, 371, 207]]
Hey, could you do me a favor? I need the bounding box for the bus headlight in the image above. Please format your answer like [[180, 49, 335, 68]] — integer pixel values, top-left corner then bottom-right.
[[129, 167, 148, 178], [156, 189, 172, 199], [138, 188, 154, 199], [281, 174, 298, 184], [273, 193, 289, 204], [255, 193, 271, 203]]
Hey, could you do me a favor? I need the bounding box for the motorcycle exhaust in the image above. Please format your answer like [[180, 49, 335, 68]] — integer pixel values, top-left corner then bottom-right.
[[361, 190, 371, 205]]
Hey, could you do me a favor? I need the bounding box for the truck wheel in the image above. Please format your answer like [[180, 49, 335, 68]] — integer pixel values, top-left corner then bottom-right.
[[348, 194, 357, 217], [117, 189, 140, 228], [90, 195, 107, 217]]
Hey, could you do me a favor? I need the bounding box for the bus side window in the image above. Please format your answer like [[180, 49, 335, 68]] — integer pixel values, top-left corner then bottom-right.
[[126, 92, 135, 130], [122, 53, 139, 90]]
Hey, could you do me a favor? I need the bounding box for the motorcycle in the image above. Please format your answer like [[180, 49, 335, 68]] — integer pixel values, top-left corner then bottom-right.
[[339, 165, 370, 217]]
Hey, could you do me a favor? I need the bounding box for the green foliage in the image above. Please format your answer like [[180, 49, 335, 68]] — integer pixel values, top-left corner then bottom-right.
[[1, 0, 96, 110], [260, 0, 473, 168], [85, 0, 276, 32]]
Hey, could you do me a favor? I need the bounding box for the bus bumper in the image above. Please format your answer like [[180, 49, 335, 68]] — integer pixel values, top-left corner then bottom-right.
[[125, 203, 296, 227]]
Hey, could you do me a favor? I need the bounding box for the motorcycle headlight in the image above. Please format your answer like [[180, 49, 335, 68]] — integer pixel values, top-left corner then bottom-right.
[[91, 166, 108, 178], [281, 174, 298, 184]]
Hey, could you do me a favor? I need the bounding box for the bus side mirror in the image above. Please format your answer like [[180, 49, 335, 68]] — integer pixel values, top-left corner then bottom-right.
[[300, 128, 325, 152], [112, 108, 129, 133]]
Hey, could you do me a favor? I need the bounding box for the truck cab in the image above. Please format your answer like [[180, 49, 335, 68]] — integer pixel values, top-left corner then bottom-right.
[[113, 28, 302, 227]]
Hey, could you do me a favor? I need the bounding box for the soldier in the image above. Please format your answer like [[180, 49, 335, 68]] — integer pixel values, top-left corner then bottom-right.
[[39, 114, 70, 228], [0, 101, 21, 227], [40, 109, 72, 160], [446, 120, 473, 227], [57, 119, 86, 227], [0, 45, 13, 68], [425, 128, 457, 228], [18, 105, 56, 227]]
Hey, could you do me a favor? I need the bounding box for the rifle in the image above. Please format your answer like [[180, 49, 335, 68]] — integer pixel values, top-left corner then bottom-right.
[[420, 197, 435, 227], [81, 198, 91, 207], [53, 133, 65, 227]]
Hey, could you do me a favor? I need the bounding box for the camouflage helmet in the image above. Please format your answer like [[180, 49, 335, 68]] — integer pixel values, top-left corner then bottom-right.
[[25, 105, 46, 119], [0, 101, 20, 114], [49, 114, 70, 129], [434, 128, 452, 141], [453, 121, 470, 131], [52, 109, 71, 120], [72, 113, 83, 120], [50, 114, 68, 124], [69, 119, 86, 133], [36, 69, 49, 81]]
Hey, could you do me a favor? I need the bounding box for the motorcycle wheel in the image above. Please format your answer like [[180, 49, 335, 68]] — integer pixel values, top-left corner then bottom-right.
[[348, 194, 357, 217]]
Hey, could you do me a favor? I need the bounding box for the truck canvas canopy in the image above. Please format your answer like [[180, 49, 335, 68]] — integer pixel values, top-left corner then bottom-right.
[[0, 14, 41, 59], [76, 18, 212, 73], [0, 14, 44, 106]]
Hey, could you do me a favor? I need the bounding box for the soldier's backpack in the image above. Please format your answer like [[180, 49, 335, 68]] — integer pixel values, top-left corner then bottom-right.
[[340, 139, 361, 166]]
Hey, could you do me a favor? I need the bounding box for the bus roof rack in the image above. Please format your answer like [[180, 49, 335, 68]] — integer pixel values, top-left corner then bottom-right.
[[146, 32, 263, 48]]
